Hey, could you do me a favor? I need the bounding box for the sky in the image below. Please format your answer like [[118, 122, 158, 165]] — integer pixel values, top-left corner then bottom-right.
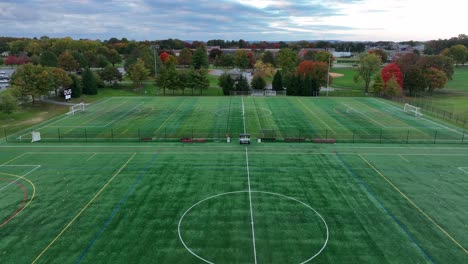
[[0, 0, 465, 42]]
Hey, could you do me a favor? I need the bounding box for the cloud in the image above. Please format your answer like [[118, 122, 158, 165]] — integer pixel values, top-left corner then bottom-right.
[[0, 0, 465, 41]]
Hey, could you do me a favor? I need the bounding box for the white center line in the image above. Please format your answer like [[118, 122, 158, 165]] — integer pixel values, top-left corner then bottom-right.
[[242, 96, 258, 264]]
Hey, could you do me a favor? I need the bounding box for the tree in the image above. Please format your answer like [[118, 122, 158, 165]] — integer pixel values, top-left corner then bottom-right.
[[0, 91, 17, 115], [70, 74, 82, 98], [234, 50, 250, 69], [261, 50, 276, 66], [191, 69, 209, 95], [178, 48, 193, 66], [48, 67, 72, 97], [296, 61, 330, 87], [107, 49, 122, 66], [40, 51, 58, 67], [253, 61, 275, 78], [371, 74, 384, 95], [276, 48, 298, 74], [127, 58, 149, 89], [215, 53, 234, 68], [235, 74, 249, 91], [99, 65, 122, 86], [418, 55, 454, 80], [82, 67, 98, 95], [369, 49, 388, 63], [192, 45, 209, 69], [445, 44, 467, 66], [251, 75, 266, 90], [354, 53, 381, 94], [218, 73, 234, 95], [381, 63, 403, 89], [58, 51, 79, 72], [96, 54, 110, 68], [11, 63, 51, 103], [272, 70, 283, 91], [425, 67, 448, 94], [404, 68, 426, 96], [385, 76, 402, 96], [208, 48, 222, 64]]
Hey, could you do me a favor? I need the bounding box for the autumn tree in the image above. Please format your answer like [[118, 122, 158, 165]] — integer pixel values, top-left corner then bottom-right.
[[381, 63, 403, 90], [178, 48, 193, 66], [371, 74, 384, 95], [369, 49, 388, 63], [59, 51, 79, 72], [385, 76, 402, 96], [261, 50, 276, 66], [253, 61, 275, 78], [48, 67, 72, 97], [127, 58, 149, 89], [0, 91, 17, 115], [444, 44, 467, 66], [296, 61, 330, 87], [425, 67, 448, 94], [99, 65, 122, 86], [354, 53, 381, 94], [234, 50, 250, 69], [276, 48, 298, 74], [11, 64, 51, 103]]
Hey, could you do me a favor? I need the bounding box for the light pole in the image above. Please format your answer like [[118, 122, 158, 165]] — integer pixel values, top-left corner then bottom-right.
[[326, 52, 331, 97], [151, 45, 159, 79]]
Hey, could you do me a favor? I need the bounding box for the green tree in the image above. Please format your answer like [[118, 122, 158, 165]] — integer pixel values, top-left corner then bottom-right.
[[235, 74, 249, 91], [40, 51, 58, 67], [251, 75, 266, 90], [48, 67, 72, 97], [234, 50, 250, 69], [0, 57, 3, 65], [11, 63, 51, 103], [261, 50, 276, 66], [371, 74, 384, 95], [178, 48, 193, 66], [385, 76, 402, 96], [272, 70, 283, 91], [354, 53, 381, 94], [404, 68, 426, 96], [107, 49, 122, 66], [127, 58, 149, 89], [218, 73, 234, 95], [70, 74, 82, 98], [446, 44, 467, 66], [425, 67, 448, 94], [276, 48, 298, 74], [192, 45, 209, 69], [98, 65, 122, 86], [192, 69, 209, 95], [96, 54, 110, 68], [82, 67, 98, 95], [0, 91, 17, 114]]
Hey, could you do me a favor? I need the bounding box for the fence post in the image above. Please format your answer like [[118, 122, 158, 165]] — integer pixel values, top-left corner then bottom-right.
[[85, 128, 87, 142], [434, 130, 437, 144], [462, 129, 465, 144], [379, 129, 383, 144], [3, 129, 7, 142], [406, 130, 410, 144], [58, 128, 61, 142], [352, 130, 355, 143], [138, 129, 141, 141], [111, 129, 114, 142]]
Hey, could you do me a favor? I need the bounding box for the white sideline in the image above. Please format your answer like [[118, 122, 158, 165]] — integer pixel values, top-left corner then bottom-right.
[[241, 96, 258, 264]]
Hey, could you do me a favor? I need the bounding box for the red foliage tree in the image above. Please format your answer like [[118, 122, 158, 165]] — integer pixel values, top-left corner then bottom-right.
[[159, 52, 170, 63], [296, 60, 331, 86], [381, 63, 403, 89], [4, 55, 29, 65]]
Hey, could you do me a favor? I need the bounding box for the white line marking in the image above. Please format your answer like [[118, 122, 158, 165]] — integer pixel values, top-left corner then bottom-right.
[[458, 167, 468, 174], [245, 148, 258, 264], [343, 103, 388, 128], [0, 165, 40, 192], [87, 153, 97, 161], [399, 154, 409, 162], [241, 96, 247, 134]]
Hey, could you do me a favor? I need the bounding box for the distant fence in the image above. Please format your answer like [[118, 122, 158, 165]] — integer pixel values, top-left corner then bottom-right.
[[4, 127, 467, 144], [382, 95, 468, 129]]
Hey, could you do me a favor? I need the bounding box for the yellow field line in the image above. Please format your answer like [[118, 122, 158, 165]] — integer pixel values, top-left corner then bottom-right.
[[358, 154, 467, 254], [153, 100, 186, 135], [1, 153, 27, 165], [32, 153, 137, 263], [297, 98, 336, 134], [0, 172, 36, 228]]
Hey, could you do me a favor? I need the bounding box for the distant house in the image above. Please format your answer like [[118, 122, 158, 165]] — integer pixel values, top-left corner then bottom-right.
[[298, 48, 334, 59], [332, 51, 352, 58], [1, 51, 10, 57]]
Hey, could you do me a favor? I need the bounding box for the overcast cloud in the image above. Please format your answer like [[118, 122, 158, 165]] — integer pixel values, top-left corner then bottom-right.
[[0, 0, 464, 41]]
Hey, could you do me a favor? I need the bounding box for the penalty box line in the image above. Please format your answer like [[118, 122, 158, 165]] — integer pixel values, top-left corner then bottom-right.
[[358, 154, 468, 254]]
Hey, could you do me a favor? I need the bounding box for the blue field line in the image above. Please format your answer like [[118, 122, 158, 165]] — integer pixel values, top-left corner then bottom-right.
[[76, 155, 158, 263], [170, 98, 198, 131], [334, 153, 435, 264]]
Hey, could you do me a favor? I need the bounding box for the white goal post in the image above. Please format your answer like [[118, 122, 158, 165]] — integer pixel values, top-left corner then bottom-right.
[[404, 103, 423, 117], [68, 103, 85, 115]]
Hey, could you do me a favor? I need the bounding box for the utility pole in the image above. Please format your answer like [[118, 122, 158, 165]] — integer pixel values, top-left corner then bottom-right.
[[326, 52, 331, 96], [151, 45, 159, 79]]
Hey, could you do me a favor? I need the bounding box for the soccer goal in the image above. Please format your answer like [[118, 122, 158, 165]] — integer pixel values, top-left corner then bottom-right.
[[68, 103, 85, 115], [265, 90, 277, 96], [251, 90, 265, 96], [404, 103, 423, 117]]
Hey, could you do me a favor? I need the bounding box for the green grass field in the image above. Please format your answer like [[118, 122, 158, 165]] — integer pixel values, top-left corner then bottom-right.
[[0, 143, 467, 263], [1, 96, 467, 263], [5, 97, 466, 144]]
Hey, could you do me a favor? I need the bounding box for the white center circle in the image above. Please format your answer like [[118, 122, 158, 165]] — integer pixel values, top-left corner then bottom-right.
[[178, 190, 329, 264]]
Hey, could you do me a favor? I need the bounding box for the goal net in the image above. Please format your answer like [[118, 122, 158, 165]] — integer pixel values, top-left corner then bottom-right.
[[250, 90, 265, 96], [404, 103, 423, 117], [265, 90, 276, 96], [68, 103, 85, 115]]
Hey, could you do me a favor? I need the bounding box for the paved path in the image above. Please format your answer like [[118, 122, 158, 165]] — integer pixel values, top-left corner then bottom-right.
[[41, 98, 76, 106]]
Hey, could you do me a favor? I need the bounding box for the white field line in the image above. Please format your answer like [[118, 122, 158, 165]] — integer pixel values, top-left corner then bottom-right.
[[241, 96, 257, 264], [342, 103, 388, 128], [458, 167, 468, 174], [399, 154, 409, 162], [0, 165, 40, 192], [87, 153, 97, 161], [377, 99, 468, 137], [153, 99, 187, 135], [1, 153, 27, 165], [245, 147, 257, 264], [241, 96, 247, 134]]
